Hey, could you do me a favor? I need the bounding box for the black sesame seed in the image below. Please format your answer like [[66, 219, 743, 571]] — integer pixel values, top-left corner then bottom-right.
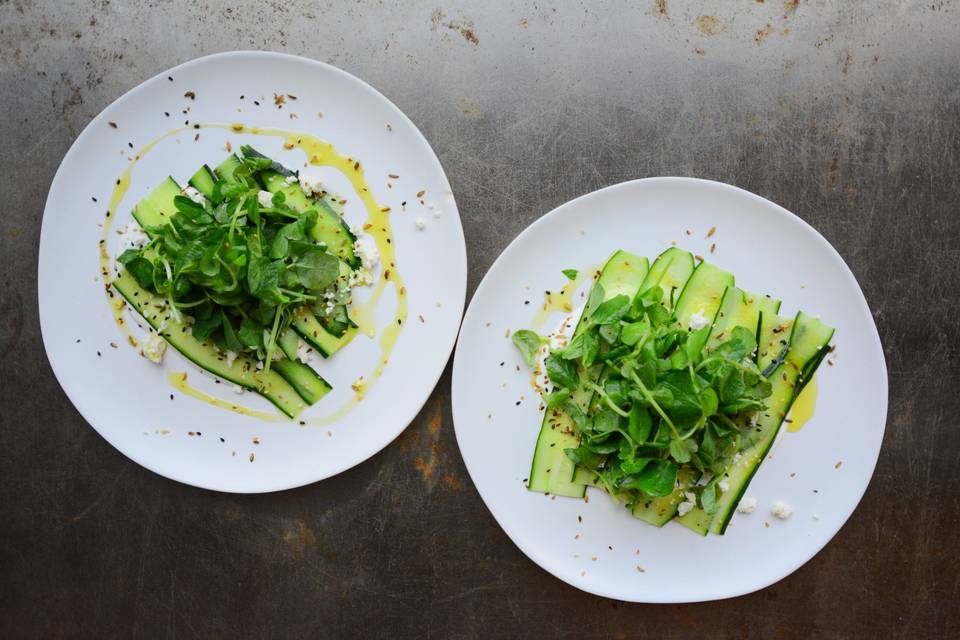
[[91, 196, 97, 202], [164, 111, 170, 117], [96, 351, 101, 357], [219, 437, 225, 442], [167, 76, 173, 82], [253, 100, 260, 106], [169, 394, 174, 400]]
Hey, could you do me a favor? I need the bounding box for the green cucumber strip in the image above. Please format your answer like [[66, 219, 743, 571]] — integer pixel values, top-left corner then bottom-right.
[[707, 311, 835, 535], [188, 165, 221, 203], [528, 250, 649, 498], [272, 358, 332, 404], [112, 269, 307, 418]]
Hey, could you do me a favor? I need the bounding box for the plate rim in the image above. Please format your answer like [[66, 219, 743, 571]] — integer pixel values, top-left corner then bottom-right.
[[451, 176, 888, 602], [38, 50, 467, 494]]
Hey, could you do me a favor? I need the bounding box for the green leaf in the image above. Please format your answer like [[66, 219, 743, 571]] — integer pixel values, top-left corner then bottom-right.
[[220, 311, 244, 352], [592, 408, 621, 434], [700, 483, 718, 515], [191, 312, 221, 341], [247, 256, 282, 303], [119, 254, 155, 289], [293, 250, 339, 291], [620, 317, 650, 346], [562, 268, 579, 281], [627, 403, 652, 444], [619, 459, 677, 497], [620, 457, 654, 475], [669, 438, 692, 463], [599, 323, 620, 345], [700, 387, 719, 417], [581, 328, 600, 368], [238, 317, 264, 349], [511, 329, 544, 367], [590, 294, 630, 325], [545, 388, 571, 410], [545, 353, 579, 390], [564, 446, 605, 471]]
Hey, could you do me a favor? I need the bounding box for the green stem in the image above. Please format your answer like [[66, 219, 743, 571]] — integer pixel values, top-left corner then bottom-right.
[[627, 370, 680, 439], [587, 382, 630, 418]]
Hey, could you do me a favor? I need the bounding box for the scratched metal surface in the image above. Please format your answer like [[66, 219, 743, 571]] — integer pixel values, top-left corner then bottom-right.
[[2, 0, 958, 637]]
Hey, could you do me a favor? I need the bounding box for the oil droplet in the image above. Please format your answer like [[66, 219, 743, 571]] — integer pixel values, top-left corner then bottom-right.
[[787, 376, 818, 432]]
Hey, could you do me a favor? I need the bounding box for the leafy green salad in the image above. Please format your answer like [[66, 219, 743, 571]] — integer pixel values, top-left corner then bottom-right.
[[514, 248, 834, 536], [111, 145, 375, 418]]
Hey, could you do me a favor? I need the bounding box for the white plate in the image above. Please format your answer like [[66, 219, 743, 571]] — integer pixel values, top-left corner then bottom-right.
[[452, 178, 886, 602], [39, 52, 466, 493]]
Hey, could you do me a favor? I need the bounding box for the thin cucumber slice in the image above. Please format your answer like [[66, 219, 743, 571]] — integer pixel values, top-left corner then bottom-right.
[[707, 311, 835, 535], [112, 269, 307, 418], [132, 176, 181, 229], [528, 250, 650, 498], [188, 165, 222, 203], [272, 358, 332, 404]]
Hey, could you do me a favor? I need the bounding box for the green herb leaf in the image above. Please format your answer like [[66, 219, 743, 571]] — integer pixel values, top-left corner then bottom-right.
[[545, 353, 579, 390], [545, 388, 571, 410], [590, 294, 630, 325], [511, 329, 544, 367], [562, 269, 579, 281]]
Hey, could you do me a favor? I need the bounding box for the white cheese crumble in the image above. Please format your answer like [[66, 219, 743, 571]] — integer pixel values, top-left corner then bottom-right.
[[232, 384, 244, 395], [285, 174, 299, 185], [349, 268, 374, 287], [688, 309, 709, 331], [182, 185, 206, 204], [415, 217, 427, 230], [224, 351, 238, 368], [257, 190, 274, 207], [118, 221, 149, 252], [677, 491, 697, 516], [736, 496, 758, 514], [771, 500, 793, 519], [354, 236, 379, 271], [718, 478, 730, 493], [139, 334, 167, 363], [298, 170, 324, 196], [296, 339, 314, 363]]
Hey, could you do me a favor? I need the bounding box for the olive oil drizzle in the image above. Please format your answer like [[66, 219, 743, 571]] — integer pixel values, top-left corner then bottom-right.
[[787, 376, 818, 433]]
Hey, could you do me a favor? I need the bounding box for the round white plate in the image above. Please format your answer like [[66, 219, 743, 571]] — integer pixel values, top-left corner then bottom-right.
[[39, 52, 466, 493], [452, 178, 886, 602]]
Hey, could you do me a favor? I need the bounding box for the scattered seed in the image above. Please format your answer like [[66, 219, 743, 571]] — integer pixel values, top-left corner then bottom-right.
[[184, 90, 196, 100], [707, 226, 717, 238]]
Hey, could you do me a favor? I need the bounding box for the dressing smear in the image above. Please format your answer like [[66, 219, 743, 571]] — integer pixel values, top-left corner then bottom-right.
[[532, 268, 592, 330], [103, 124, 406, 423], [787, 376, 818, 433]]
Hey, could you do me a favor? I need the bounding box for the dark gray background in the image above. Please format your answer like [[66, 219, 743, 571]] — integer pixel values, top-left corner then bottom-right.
[[2, 1, 958, 637]]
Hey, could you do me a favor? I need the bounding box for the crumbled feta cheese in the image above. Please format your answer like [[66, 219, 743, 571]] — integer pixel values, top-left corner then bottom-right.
[[771, 500, 793, 519], [182, 185, 206, 204], [298, 170, 324, 196], [718, 478, 730, 493], [296, 339, 314, 363], [257, 190, 274, 207], [232, 384, 244, 394], [354, 236, 379, 271], [225, 351, 238, 368], [285, 174, 298, 185], [415, 217, 427, 230], [677, 500, 695, 517], [349, 267, 374, 287], [255, 360, 264, 370], [736, 496, 758, 514], [139, 334, 167, 363], [688, 309, 709, 331], [118, 221, 149, 252]]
